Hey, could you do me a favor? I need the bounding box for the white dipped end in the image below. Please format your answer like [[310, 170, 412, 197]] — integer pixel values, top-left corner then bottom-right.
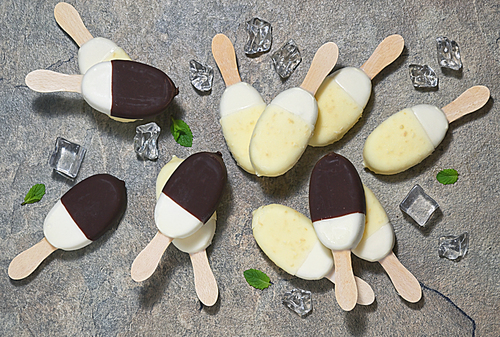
[[411, 104, 449, 148], [334, 67, 372, 108], [220, 82, 266, 118], [43, 200, 92, 251], [313, 213, 365, 251], [78, 37, 130, 74], [155, 156, 184, 200], [155, 194, 203, 239], [81, 61, 112, 115], [295, 241, 334, 280], [271, 87, 318, 126], [352, 223, 394, 262], [173, 213, 216, 253]]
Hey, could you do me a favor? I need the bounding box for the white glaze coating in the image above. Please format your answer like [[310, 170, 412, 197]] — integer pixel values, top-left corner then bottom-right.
[[78, 37, 130, 74], [295, 241, 334, 280], [81, 61, 112, 115], [333, 67, 372, 108], [173, 213, 216, 253], [43, 200, 92, 251], [412, 104, 449, 147], [269, 87, 318, 126], [219, 82, 265, 117], [313, 213, 365, 251], [155, 194, 203, 239], [353, 224, 394, 262]]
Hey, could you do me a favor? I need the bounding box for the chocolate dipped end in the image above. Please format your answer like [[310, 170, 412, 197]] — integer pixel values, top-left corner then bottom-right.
[[111, 60, 178, 119], [309, 152, 366, 222], [61, 174, 127, 241], [162, 152, 227, 223]]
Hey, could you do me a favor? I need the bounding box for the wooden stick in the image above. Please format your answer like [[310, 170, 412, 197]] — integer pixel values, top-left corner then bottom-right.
[[325, 268, 375, 306], [332, 250, 358, 311], [378, 251, 421, 303], [54, 2, 93, 46], [189, 250, 219, 306], [8, 238, 57, 280], [300, 42, 338, 95], [360, 34, 405, 80], [25, 70, 82, 93], [131, 231, 173, 282], [212, 34, 241, 87], [441, 85, 490, 123]]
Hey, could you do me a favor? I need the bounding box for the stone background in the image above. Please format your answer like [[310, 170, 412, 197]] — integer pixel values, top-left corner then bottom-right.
[[1, 0, 499, 335]]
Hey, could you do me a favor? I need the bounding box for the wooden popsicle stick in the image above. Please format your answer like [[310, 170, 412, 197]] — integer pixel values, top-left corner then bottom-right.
[[441, 85, 490, 123], [54, 2, 93, 46], [212, 34, 241, 87], [378, 251, 421, 303], [360, 34, 405, 80], [8, 238, 57, 280], [325, 268, 375, 306], [189, 250, 219, 306], [25, 70, 82, 93], [332, 250, 358, 311], [131, 231, 173, 282], [300, 42, 339, 95]]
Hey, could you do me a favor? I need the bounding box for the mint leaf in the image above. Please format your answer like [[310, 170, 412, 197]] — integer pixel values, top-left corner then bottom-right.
[[244, 269, 271, 290], [436, 169, 458, 185], [22, 183, 46, 205], [170, 117, 193, 147]]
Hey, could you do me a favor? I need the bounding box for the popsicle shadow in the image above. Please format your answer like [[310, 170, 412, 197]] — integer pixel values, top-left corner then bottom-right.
[[31, 94, 86, 120]]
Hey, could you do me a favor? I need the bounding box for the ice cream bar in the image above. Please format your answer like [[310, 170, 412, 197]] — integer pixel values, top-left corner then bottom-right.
[[249, 42, 338, 177], [252, 204, 375, 305], [212, 34, 267, 174], [25, 60, 179, 120], [363, 86, 490, 175], [155, 152, 227, 239], [54, 2, 131, 74], [9, 174, 127, 280], [310, 35, 404, 147]]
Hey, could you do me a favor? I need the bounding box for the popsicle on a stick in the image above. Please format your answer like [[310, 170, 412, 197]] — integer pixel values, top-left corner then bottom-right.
[[309, 152, 366, 311], [249, 42, 339, 177], [353, 185, 421, 303], [131, 152, 227, 283], [363, 86, 490, 175], [252, 204, 374, 305], [54, 2, 130, 74], [9, 174, 127, 280], [212, 34, 266, 174], [310, 34, 405, 146]]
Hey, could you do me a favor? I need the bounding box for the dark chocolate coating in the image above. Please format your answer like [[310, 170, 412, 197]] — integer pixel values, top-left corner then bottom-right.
[[111, 60, 178, 119], [309, 152, 366, 222], [162, 152, 227, 223], [61, 174, 127, 241]]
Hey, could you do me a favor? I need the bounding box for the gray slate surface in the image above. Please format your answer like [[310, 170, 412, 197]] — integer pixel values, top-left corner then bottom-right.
[[1, 0, 499, 336]]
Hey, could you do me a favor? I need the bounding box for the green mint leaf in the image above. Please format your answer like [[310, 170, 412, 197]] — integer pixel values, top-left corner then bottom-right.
[[436, 169, 459, 185], [244, 269, 271, 290], [22, 183, 46, 205], [170, 117, 193, 147]]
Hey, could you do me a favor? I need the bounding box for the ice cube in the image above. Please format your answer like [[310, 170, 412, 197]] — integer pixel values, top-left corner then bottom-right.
[[244, 18, 272, 55], [282, 288, 312, 317], [400, 184, 439, 226], [436, 37, 462, 70], [409, 64, 438, 88], [272, 40, 302, 79], [48, 137, 86, 179], [189, 60, 214, 92], [134, 122, 160, 160], [438, 232, 468, 260]]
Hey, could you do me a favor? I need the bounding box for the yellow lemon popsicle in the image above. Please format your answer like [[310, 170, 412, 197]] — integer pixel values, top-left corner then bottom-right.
[[363, 104, 448, 175]]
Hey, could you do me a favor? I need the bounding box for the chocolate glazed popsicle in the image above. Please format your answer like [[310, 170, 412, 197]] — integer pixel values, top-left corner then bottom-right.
[[9, 174, 127, 280], [131, 152, 227, 283], [309, 152, 366, 311]]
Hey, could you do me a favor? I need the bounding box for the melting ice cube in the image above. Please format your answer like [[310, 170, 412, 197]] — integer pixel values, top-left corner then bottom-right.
[[272, 40, 302, 79], [438, 232, 469, 260], [282, 288, 312, 317], [436, 37, 462, 70], [48, 137, 86, 179], [400, 184, 439, 227], [134, 122, 160, 160], [189, 60, 214, 92], [409, 64, 438, 88], [244, 18, 272, 55]]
